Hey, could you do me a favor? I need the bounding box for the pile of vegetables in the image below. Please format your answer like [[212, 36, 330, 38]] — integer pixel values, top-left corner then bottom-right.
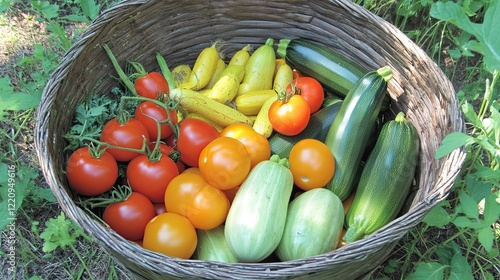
[[64, 37, 419, 262]]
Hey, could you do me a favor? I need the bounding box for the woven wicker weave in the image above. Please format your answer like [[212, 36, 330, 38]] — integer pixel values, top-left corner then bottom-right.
[[34, 0, 466, 279]]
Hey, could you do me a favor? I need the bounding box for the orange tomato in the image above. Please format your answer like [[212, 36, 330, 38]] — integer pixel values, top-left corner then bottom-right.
[[142, 212, 197, 259], [198, 137, 251, 190], [165, 172, 230, 230], [186, 184, 230, 230], [288, 139, 335, 190], [219, 123, 271, 168], [164, 173, 205, 216]]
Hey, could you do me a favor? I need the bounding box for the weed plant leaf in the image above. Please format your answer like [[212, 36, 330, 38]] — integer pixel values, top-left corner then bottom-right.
[[459, 192, 479, 218], [483, 194, 500, 225], [477, 226, 494, 252], [462, 102, 483, 129], [435, 242, 461, 265], [473, 165, 500, 183], [81, 0, 101, 20], [406, 262, 445, 280], [40, 212, 80, 252], [0, 77, 42, 120], [423, 205, 451, 227], [63, 14, 90, 23], [485, 101, 500, 144], [452, 216, 484, 229], [475, 134, 499, 154], [30, 0, 59, 19], [430, 1, 500, 71], [435, 132, 474, 159], [465, 173, 495, 202], [449, 252, 474, 280]]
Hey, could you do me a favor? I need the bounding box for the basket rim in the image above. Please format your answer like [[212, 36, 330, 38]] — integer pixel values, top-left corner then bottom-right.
[[34, 0, 467, 278]]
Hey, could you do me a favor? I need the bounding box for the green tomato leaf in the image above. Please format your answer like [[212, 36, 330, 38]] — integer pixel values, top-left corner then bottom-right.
[[407, 262, 446, 280], [435, 132, 474, 159], [449, 251, 474, 280]]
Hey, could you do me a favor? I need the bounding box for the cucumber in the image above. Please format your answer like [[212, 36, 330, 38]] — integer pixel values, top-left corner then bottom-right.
[[277, 38, 366, 97], [269, 99, 342, 159], [324, 66, 393, 201], [344, 112, 419, 243], [275, 188, 344, 261], [192, 225, 238, 263], [224, 155, 294, 262]]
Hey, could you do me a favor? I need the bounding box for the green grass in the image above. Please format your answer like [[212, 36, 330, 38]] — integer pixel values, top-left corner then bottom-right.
[[1, 0, 499, 279]]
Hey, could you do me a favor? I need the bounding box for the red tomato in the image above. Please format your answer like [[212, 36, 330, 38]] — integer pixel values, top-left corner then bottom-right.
[[134, 72, 169, 99], [219, 123, 271, 168], [66, 147, 118, 196], [182, 167, 202, 175], [148, 141, 175, 157], [148, 142, 185, 173], [287, 77, 324, 114], [288, 139, 336, 191], [187, 184, 230, 230], [177, 118, 219, 167], [268, 95, 311, 136], [102, 192, 156, 241], [134, 101, 178, 140], [100, 117, 150, 162], [164, 172, 206, 216], [142, 212, 197, 259], [223, 186, 239, 204], [154, 203, 167, 215], [292, 69, 304, 80], [127, 154, 180, 203], [198, 136, 251, 190]]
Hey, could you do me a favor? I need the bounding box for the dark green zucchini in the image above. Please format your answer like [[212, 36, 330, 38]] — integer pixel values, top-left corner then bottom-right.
[[269, 99, 342, 159], [277, 38, 366, 97], [343, 112, 419, 243], [324, 66, 393, 201], [277, 38, 392, 111]]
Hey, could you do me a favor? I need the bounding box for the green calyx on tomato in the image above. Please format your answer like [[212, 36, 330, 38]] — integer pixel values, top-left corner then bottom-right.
[[119, 95, 180, 139], [286, 76, 324, 114], [268, 93, 311, 136], [66, 146, 119, 196], [77, 184, 132, 209]]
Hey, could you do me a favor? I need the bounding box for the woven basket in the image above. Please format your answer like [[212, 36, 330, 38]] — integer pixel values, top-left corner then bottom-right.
[[35, 0, 466, 279]]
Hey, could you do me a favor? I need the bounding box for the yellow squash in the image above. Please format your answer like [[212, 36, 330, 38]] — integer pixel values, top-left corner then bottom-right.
[[238, 38, 276, 95], [235, 89, 277, 116], [170, 88, 253, 128]]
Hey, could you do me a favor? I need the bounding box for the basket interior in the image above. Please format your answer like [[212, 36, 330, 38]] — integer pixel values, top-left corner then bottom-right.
[[35, 0, 466, 279]]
